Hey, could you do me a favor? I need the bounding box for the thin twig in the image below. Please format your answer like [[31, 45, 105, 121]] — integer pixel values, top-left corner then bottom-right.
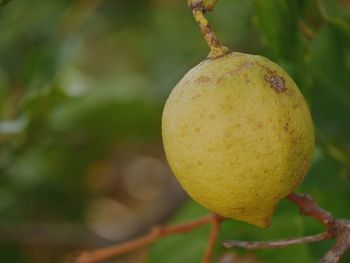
[[222, 232, 331, 249], [76, 192, 350, 263], [202, 214, 223, 263], [223, 193, 350, 263], [298, 20, 317, 39], [316, 0, 329, 20], [75, 214, 222, 263]]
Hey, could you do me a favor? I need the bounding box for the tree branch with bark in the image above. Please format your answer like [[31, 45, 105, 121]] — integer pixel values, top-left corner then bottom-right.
[[75, 192, 350, 263]]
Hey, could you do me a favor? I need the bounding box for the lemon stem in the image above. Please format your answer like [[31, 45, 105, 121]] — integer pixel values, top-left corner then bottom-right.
[[189, 0, 230, 58]]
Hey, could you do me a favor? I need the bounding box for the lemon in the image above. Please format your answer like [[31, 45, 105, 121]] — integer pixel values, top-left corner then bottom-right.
[[162, 52, 314, 227]]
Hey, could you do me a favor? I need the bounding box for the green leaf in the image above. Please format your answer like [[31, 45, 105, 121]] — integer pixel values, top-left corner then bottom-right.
[[253, 0, 302, 61], [307, 24, 350, 156]]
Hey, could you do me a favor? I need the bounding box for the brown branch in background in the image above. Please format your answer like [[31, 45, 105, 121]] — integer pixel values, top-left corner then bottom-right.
[[75, 192, 350, 263], [316, 0, 329, 20], [298, 20, 317, 39], [223, 193, 350, 263], [75, 214, 223, 263], [342, 0, 350, 11], [202, 214, 223, 263]]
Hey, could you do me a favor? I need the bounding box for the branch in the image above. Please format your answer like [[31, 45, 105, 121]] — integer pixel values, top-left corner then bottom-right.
[[320, 220, 350, 263], [75, 192, 350, 263], [223, 232, 331, 250], [223, 193, 350, 263], [75, 214, 223, 263], [298, 20, 317, 39], [287, 193, 334, 227], [202, 214, 223, 263], [188, 0, 230, 58]]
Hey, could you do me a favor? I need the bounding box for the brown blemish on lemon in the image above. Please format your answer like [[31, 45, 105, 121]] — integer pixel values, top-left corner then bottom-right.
[[194, 75, 211, 83], [191, 94, 202, 100], [217, 61, 256, 83], [284, 122, 289, 132], [264, 69, 286, 93]]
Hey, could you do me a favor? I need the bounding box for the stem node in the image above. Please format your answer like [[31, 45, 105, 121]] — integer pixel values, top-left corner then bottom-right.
[[189, 0, 230, 58]]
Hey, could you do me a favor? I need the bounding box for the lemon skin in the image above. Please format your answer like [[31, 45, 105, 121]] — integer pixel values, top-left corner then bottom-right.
[[162, 52, 314, 227]]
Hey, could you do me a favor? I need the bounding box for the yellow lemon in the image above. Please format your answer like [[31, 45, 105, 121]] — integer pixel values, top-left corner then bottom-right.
[[162, 52, 314, 227]]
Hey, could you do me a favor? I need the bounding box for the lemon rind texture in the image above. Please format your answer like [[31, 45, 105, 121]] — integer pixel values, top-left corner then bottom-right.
[[162, 52, 314, 227]]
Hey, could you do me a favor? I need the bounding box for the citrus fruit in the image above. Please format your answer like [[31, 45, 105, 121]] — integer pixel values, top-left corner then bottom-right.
[[162, 51, 314, 227]]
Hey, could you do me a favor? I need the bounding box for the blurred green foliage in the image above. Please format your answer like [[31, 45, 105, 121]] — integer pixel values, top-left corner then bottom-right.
[[0, 0, 349, 262]]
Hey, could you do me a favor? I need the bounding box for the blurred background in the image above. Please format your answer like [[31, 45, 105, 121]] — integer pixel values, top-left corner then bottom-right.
[[0, 0, 349, 262]]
